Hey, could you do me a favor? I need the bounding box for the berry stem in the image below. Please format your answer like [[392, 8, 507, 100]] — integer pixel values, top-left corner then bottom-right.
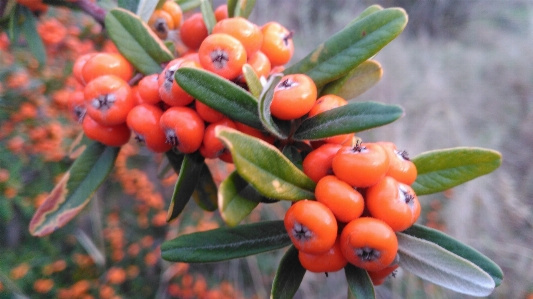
[[74, 0, 106, 27]]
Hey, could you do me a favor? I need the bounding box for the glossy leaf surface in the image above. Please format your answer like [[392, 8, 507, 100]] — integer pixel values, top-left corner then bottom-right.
[[345, 264, 376, 299], [216, 127, 316, 200], [321, 60, 383, 100], [284, 8, 407, 87], [218, 171, 260, 227], [29, 141, 119, 237], [105, 8, 174, 75], [161, 220, 291, 262], [175, 67, 263, 129], [166, 153, 204, 222], [293, 101, 403, 140], [411, 147, 502, 195], [271, 246, 306, 299]]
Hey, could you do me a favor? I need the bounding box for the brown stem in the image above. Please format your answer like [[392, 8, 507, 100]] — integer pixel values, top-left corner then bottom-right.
[[74, 0, 106, 27]]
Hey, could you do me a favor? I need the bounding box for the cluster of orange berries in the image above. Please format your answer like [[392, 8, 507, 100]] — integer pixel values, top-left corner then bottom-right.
[[285, 141, 420, 285], [67, 2, 300, 164]]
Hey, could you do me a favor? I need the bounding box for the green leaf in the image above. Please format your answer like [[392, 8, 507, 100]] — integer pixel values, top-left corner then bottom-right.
[[233, 0, 256, 18], [175, 67, 263, 129], [161, 220, 291, 262], [411, 147, 502, 196], [19, 6, 46, 66], [350, 4, 384, 24], [271, 246, 306, 299], [192, 164, 218, 211], [403, 224, 503, 286], [320, 60, 383, 100], [282, 145, 303, 171], [258, 73, 290, 139], [135, 0, 164, 22], [200, 0, 216, 34], [216, 127, 316, 201], [165, 149, 185, 174], [227, 0, 237, 17], [284, 8, 407, 87], [242, 63, 262, 99], [177, 0, 201, 12], [105, 8, 174, 75], [0, 0, 16, 21], [29, 141, 119, 237], [397, 232, 496, 297], [293, 101, 404, 141], [218, 171, 260, 226], [345, 264, 376, 299], [167, 152, 204, 222]]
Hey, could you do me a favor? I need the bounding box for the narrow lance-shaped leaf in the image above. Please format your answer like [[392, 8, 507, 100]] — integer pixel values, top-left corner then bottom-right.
[[216, 127, 316, 201], [242, 64, 262, 99], [397, 232, 496, 297], [165, 149, 185, 174], [226, 0, 237, 18], [271, 246, 306, 299], [293, 101, 404, 141], [177, 0, 201, 12], [284, 8, 407, 87], [320, 60, 383, 100], [345, 264, 376, 299], [411, 147, 502, 196], [234, 0, 256, 19], [161, 220, 291, 262], [29, 141, 119, 237], [136, 0, 164, 22], [218, 171, 260, 227], [350, 4, 384, 25], [166, 153, 205, 222], [403, 224, 503, 286], [258, 73, 290, 139], [105, 8, 174, 75], [200, 0, 216, 34], [192, 164, 218, 212], [175, 67, 263, 129]]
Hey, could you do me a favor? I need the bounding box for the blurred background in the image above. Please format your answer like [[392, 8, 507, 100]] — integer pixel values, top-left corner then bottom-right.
[[1, 0, 533, 298]]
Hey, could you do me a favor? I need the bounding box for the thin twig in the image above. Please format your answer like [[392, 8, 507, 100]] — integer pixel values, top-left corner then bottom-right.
[[74, 0, 106, 27]]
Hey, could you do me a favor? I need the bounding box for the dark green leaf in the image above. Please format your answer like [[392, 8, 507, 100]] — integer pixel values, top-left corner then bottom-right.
[[282, 145, 303, 171], [165, 149, 185, 174], [192, 164, 218, 211], [258, 73, 290, 139], [218, 171, 260, 226], [284, 8, 407, 87], [242, 63, 262, 98], [226, 0, 237, 17], [167, 152, 204, 222], [345, 264, 376, 299], [411, 147, 502, 196], [175, 67, 263, 129], [271, 246, 306, 299], [19, 6, 46, 66], [177, 0, 201, 12], [216, 127, 316, 201], [200, 0, 216, 34], [161, 220, 291, 262], [293, 101, 404, 140], [234, 0, 256, 18], [397, 232, 495, 297], [29, 141, 119, 237], [105, 8, 174, 75], [320, 60, 383, 100], [403, 224, 503, 286]]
